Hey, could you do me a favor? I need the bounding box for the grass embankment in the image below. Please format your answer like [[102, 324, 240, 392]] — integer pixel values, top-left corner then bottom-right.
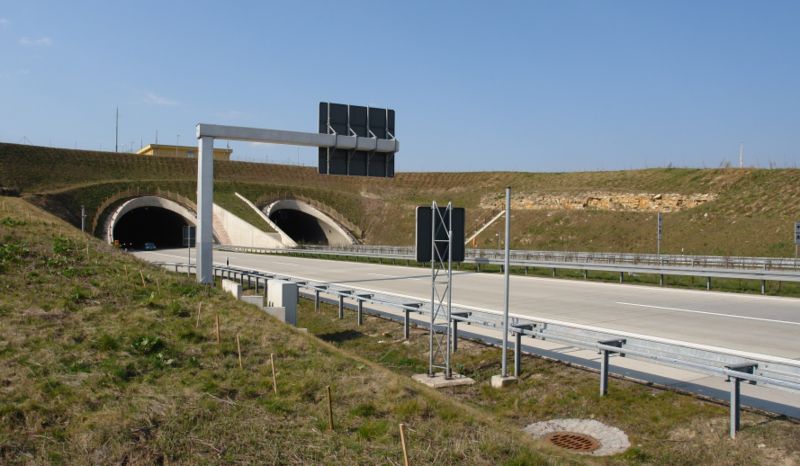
[[0, 197, 555, 464], [2, 142, 800, 256], [299, 300, 800, 465]]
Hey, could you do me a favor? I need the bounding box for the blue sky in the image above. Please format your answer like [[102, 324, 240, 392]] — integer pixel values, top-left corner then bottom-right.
[[1, 1, 799, 172]]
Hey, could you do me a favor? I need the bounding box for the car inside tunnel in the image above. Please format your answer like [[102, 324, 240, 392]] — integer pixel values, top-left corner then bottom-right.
[[269, 209, 329, 245], [113, 207, 191, 250]]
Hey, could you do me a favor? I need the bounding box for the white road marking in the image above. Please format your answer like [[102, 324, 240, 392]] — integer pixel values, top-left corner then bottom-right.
[[616, 301, 800, 326]]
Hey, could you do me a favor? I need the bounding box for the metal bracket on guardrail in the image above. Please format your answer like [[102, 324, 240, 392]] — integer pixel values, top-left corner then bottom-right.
[[451, 312, 472, 352], [725, 363, 757, 438], [511, 324, 535, 377], [598, 339, 626, 396], [355, 293, 373, 326]]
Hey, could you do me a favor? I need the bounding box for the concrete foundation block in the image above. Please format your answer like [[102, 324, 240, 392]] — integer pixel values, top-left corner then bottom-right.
[[222, 279, 241, 300], [412, 372, 475, 389], [491, 375, 518, 388]]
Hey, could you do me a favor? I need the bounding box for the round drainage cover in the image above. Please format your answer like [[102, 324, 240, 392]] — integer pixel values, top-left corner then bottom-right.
[[524, 418, 630, 456], [544, 431, 601, 452]]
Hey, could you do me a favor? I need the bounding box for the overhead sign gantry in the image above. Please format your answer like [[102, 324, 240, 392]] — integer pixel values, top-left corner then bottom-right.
[[193, 103, 399, 284]]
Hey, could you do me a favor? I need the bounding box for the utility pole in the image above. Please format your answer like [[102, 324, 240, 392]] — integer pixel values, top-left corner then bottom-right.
[[491, 187, 516, 388], [115, 107, 119, 153]]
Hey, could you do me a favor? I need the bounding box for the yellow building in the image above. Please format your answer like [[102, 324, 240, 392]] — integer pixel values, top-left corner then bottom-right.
[[136, 144, 232, 161]]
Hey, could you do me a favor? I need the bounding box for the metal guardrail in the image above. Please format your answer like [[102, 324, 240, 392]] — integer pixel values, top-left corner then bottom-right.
[[155, 260, 800, 436], [216, 245, 800, 288], [224, 244, 800, 271]]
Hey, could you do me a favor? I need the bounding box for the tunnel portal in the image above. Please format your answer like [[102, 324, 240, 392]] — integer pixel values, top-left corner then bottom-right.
[[269, 209, 329, 245], [113, 206, 190, 249]]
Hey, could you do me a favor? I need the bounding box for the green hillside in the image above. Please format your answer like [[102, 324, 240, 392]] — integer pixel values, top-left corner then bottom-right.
[[2, 142, 799, 256], [0, 197, 550, 464]]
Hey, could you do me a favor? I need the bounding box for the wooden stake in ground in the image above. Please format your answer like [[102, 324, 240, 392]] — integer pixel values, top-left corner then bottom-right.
[[326, 385, 334, 431], [215, 314, 221, 345], [399, 423, 410, 466], [236, 334, 243, 369], [195, 303, 202, 328], [139, 270, 146, 287], [270, 353, 278, 394]]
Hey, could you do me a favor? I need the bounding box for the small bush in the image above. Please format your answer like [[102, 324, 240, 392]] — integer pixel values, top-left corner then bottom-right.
[[130, 336, 164, 355]]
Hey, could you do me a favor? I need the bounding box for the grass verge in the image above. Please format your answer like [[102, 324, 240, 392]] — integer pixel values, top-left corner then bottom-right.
[[298, 297, 800, 465]]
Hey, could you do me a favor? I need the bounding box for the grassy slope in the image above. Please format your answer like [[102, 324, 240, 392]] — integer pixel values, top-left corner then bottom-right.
[[0, 197, 555, 465], [2, 142, 800, 256]]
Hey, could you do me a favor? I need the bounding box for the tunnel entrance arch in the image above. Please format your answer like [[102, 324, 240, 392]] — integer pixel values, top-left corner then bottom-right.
[[103, 196, 218, 248], [113, 206, 189, 249], [265, 199, 356, 246]]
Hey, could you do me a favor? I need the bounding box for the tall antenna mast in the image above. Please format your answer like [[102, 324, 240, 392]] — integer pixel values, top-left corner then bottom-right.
[[115, 107, 119, 153], [739, 143, 744, 168]]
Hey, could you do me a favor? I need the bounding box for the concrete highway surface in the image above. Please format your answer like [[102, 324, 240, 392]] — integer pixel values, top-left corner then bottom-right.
[[137, 248, 800, 360]]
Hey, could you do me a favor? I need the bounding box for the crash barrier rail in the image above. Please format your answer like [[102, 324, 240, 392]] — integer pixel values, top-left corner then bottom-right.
[[157, 261, 800, 438], [216, 245, 800, 292], [221, 244, 800, 271]]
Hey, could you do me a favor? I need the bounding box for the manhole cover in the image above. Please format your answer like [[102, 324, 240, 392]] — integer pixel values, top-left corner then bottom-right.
[[544, 431, 601, 452]]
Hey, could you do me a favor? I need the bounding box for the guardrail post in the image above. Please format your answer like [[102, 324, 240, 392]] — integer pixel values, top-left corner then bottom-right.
[[354, 294, 372, 326], [707, 277, 711, 291], [338, 295, 344, 319], [659, 274, 664, 286], [524, 266, 528, 275], [511, 324, 534, 378], [583, 269, 588, 279], [450, 312, 471, 352], [402, 303, 422, 340], [175, 264, 179, 273], [761, 280, 766, 295], [598, 339, 625, 396], [315, 289, 321, 312], [725, 363, 756, 439]]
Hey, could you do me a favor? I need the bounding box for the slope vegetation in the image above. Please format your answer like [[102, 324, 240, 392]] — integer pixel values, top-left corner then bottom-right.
[[2, 142, 799, 256], [0, 197, 551, 464]]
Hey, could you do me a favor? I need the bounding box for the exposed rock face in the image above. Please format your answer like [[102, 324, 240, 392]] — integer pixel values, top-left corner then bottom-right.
[[481, 192, 716, 212]]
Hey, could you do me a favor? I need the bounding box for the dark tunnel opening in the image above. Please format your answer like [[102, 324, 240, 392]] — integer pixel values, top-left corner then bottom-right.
[[113, 207, 191, 250], [269, 209, 329, 245]]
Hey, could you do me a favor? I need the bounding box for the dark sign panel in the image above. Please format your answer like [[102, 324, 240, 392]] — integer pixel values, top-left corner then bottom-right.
[[415, 206, 465, 263], [318, 102, 396, 177]]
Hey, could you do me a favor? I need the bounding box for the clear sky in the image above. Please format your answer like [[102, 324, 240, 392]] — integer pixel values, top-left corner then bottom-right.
[[1, 1, 799, 172]]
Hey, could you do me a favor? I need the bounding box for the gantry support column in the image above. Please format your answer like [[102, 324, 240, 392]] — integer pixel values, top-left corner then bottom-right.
[[196, 136, 214, 284]]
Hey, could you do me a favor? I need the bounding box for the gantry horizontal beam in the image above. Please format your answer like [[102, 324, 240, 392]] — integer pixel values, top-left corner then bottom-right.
[[196, 123, 399, 153]]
